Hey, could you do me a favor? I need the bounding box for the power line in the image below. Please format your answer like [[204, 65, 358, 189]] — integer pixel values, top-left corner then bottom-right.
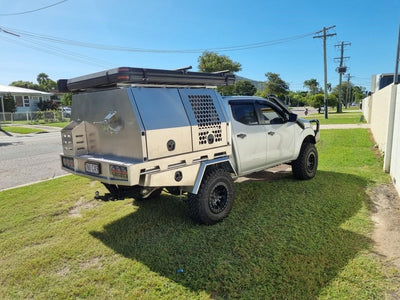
[[0, 35, 111, 68], [0, 0, 68, 16], [0, 26, 316, 53]]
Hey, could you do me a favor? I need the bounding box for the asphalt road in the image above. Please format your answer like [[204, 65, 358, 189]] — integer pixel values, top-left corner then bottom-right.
[[0, 129, 68, 191]]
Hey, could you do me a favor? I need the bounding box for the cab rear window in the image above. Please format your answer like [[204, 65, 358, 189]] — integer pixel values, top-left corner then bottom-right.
[[231, 104, 258, 125]]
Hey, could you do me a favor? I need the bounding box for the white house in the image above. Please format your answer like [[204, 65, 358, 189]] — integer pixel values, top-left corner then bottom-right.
[[0, 84, 52, 113]]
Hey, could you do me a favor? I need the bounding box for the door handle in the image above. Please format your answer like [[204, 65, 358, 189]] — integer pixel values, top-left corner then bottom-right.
[[268, 131, 275, 136], [237, 133, 247, 139]]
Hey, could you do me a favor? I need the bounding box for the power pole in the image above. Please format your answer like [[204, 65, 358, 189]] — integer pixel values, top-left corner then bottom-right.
[[345, 73, 352, 107], [395, 21, 400, 84], [314, 26, 336, 119], [334, 41, 350, 113]]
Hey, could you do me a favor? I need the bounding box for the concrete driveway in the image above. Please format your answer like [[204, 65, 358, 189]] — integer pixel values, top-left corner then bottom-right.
[[0, 125, 68, 191]]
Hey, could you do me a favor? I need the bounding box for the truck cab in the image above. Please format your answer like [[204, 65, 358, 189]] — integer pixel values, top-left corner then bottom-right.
[[222, 96, 319, 177]]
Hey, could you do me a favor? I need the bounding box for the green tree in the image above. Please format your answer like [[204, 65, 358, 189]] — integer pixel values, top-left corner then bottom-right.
[[61, 93, 72, 106], [288, 91, 307, 107], [37, 73, 49, 85], [303, 78, 320, 95], [332, 81, 356, 107], [308, 93, 337, 109], [10, 73, 57, 92], [0, 93, 17, 112], [260, 72, 289, 99], [37, 73, 57, 92], [234, 80, 257, 96], [197, 51, 241, 96], [308, 94, 324, 109], [10, 80, 40, 90], [198, 51, 241, 73], [37, 99, 58, 111], [351, 85, 366, 103]]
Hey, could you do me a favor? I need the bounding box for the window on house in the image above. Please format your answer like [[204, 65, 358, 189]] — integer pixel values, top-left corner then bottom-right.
[[15, 96, 23, 107], [23, 96, 30, 107]]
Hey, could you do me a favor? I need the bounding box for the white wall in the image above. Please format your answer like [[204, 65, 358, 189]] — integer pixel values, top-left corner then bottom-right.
[[362, 95, 372, 123], [367, 85, 393, 151], [390, 86, 400, 194], [363, 83, 400, 196]]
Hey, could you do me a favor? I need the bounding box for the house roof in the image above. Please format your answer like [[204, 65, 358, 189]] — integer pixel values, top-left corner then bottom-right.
[[0, 84, 52, 95]]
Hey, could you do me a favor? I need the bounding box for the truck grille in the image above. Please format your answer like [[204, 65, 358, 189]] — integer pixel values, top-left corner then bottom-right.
[[188, 94, 222, 145]]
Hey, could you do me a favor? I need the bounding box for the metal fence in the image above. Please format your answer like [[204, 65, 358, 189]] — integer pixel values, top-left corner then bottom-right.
[[0, 111, 70, 123]]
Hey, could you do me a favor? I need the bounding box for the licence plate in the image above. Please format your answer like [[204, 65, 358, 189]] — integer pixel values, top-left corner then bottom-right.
[[85, 162, 101, 175]]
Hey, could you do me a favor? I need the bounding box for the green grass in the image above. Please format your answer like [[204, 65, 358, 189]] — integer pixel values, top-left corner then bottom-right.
[[1, 126, 45, 134], [36, 121, 68, 128], [1, 120, 69, 128], [0, 129, 399, 299], [305, 111, 365, 125]]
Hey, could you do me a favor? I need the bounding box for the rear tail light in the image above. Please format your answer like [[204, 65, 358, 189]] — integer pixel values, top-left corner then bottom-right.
[[110, 165, 128, 179], [62, 156, 74, 170]]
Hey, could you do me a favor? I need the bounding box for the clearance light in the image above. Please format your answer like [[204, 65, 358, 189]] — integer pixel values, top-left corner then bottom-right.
[[110, 165, 128, 179], [62, 156, 74, 170]]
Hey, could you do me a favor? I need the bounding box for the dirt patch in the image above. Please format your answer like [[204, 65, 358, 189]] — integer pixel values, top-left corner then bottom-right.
[[79, 257, 102, 270], [56, 266, 71, 277], [68, 197, 99, 217], [370, 183, 400, 298], [89, 180, 98, 188], [370, 184, 400, 267]]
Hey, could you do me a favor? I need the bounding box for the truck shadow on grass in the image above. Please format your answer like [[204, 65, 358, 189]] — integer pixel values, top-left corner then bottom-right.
[[90, 170, 372, 299]]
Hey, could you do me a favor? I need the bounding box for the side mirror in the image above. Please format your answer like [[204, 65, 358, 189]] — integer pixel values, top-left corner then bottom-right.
[[288, 113, 298, 122]]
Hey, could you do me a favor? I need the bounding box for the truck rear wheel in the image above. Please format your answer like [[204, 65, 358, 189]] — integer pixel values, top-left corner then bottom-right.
[[292, 142, 318, 180], [187, 168, 234, 225]]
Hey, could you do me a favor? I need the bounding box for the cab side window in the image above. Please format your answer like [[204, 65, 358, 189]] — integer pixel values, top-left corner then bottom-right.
[[231, 103, 258, 125], [258, 103, 285, 125]]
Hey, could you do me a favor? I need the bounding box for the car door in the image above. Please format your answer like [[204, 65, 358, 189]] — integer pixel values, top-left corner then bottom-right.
[[229, 101, 268, 174], [256, 101, 296, 164]]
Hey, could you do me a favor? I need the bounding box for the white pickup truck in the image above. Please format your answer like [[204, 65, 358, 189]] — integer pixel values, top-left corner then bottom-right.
[[58, 66, 319, 224]]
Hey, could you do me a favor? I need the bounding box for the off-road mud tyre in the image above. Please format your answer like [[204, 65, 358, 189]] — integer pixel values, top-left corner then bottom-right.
[[292, 142, 318, 180], [187, 168, 234, 225]]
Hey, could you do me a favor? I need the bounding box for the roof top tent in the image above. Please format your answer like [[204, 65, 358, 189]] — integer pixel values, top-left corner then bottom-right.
[[57, 66, 235, 92]]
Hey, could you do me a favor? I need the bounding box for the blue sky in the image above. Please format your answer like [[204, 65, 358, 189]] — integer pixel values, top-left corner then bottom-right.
[[0, 0, 399, 91]]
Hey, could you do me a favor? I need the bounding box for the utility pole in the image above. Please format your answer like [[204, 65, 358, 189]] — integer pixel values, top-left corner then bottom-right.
[[314, 26, 336, 119], [334, 41, 350, 113], [345, 73, 352, 108], [395, 21, 400, 84]]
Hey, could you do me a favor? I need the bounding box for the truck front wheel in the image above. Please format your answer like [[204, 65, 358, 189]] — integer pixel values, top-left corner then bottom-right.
[[292, 142, 318, 180], [187, 168, 234, 225]]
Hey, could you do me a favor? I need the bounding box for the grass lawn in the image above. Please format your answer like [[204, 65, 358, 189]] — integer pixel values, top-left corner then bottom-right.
[[304, 110, 365, 125], [0, 129, 399, 299], [305, 109, 365, 125], [1, 121, 69, 128], [0, 126, 45, 134], [36, 121, 69, 128]]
